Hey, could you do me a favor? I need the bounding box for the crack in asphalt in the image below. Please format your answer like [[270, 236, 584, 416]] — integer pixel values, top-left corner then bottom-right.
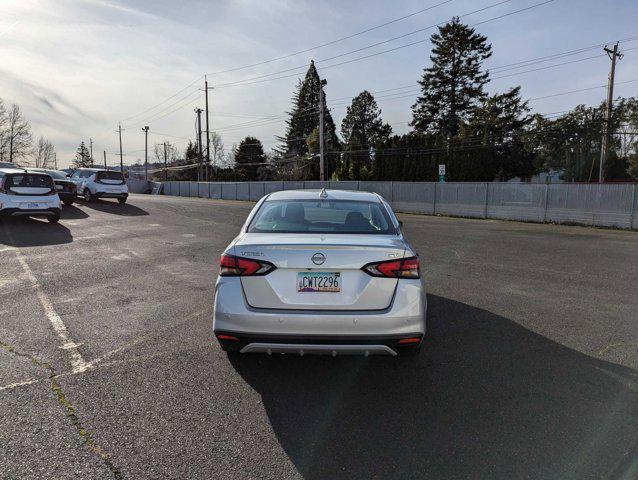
[[0, 342, 125, 479]]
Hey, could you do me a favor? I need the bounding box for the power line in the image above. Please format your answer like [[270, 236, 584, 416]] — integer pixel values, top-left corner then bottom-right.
[[212, 0, 549, 88], [124, 91, 201, 128], [207, 0, 456, 76], [119, 75, 203, 123]]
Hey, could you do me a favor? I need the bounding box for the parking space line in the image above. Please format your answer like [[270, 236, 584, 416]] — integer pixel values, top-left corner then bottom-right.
[[2, 227, 90, 374], [0, 378, 39, 391]]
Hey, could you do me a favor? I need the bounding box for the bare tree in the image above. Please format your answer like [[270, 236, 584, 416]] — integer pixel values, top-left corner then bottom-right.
[[32, 136, 56, 168], [153, 141, 179, 164], [210, 131, 225, 166], [5, 104, 32, 163], [0, 99, 8, 162]]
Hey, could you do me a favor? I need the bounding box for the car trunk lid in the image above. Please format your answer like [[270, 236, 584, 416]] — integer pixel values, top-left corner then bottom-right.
[[235, 233, 405, 310]]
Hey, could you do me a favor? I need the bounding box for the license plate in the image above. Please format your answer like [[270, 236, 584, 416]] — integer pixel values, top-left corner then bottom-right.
[[24, 203, 42, 209], [56, 185, 63, 190], [107, 189, 118, 193], [297, 272, 341, 293]]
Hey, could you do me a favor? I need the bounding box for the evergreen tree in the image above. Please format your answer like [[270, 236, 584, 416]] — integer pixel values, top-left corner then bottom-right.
[[235, 136, 265, 181], [341, 91, 392, 146], [460, 87, 535, 180], [72, 141, 92, 168], [411, 17, 492, 138], [185, 140, 198, 161], [278, 61, 340, 177], [339, 91, 391, 180]]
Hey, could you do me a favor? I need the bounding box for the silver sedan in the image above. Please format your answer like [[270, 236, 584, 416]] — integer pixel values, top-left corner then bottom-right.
[[213, 189, 427, 356]]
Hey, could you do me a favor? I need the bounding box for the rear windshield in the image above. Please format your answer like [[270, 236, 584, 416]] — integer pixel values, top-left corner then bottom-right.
[[6, 174, 54, 189], [46, 170, 67, 180], [97, 171, 125, 183], [248, 200, 396, 234]]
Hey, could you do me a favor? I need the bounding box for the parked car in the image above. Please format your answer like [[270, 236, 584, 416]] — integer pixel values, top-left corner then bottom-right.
[[27, 168, 76, 205], [70, 168, 128, 203], [0, 162, 18, 168], [0, 168, 61, 223], [213, 189, 427, 357]]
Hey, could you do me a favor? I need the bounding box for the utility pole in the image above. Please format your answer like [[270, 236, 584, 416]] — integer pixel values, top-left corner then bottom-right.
[[118, 123, 124, 173], [103, 150, 107, 169], [318, 78, 327, 181], [204, 76, 211, 181], [163, 142, 168, 182], [195, 108, 203, 182], [89, 138, 94, 166], [599, 42, 622, 183], [142, 126, 149, 181]]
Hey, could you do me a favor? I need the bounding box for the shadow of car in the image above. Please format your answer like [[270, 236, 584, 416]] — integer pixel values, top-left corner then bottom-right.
[[0, 217, 73, 247], [229, 294, 638, 480], [77, 198, 149, 216]]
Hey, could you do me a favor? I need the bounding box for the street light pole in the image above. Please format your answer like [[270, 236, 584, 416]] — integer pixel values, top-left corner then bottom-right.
[[318, 78, 327, 181], [142, 126, 149, 181]]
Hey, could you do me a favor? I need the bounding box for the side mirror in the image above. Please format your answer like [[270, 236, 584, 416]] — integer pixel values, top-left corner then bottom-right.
[[398, 220, 404, 227], [66, 174, 71, 178]]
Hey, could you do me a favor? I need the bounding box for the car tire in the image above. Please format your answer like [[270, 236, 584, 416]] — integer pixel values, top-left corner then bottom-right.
[[117, 197, 127, 204], [83, 189, 93, 202], [47, 213, 60, 224], [63, 198, 74, 206]]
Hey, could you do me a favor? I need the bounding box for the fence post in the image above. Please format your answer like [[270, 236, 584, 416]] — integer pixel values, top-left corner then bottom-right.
[[433, 182, 438, 215], [631, 183, 637, 230], [484, 182, 489, 219], [542, 183, 549, 223]]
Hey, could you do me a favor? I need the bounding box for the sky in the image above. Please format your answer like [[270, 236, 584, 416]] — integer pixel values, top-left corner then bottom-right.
[[1, 0, 638, 168]]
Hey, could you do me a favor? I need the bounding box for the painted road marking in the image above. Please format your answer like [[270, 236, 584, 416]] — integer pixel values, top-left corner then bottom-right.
[[2, 229, 90, 374]]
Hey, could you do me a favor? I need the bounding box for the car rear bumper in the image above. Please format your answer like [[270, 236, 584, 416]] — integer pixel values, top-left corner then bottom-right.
[[58, 192, 75, 201], [213, 276, 426, 355], [0, 207, 61, 218], [215, 331, 424, 356], [95, 191, 128, 199]]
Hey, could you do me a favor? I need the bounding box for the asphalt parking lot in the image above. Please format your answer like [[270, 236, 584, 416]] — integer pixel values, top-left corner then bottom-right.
[[1, 194, 637, 480]]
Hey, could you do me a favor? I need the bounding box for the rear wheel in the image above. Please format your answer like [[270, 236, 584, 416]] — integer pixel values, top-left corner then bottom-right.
[[63, 198, 74, 206], [47, 213, 60, 224], [83, 189, 94, 202], [117, 197, 127, 204]]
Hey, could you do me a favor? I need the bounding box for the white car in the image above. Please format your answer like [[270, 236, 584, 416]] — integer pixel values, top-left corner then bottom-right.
[[70, 168, 129, 203], [0, 168, 61, 223], [213, 189, 427, 357]]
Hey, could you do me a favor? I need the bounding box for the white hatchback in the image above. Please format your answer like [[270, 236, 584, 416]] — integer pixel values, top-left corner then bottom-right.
[[71, 168, 129, 203], [0, 168, 61, 223]]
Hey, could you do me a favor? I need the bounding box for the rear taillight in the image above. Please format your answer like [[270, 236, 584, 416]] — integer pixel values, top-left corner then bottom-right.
[[361, 256, 420, 279], [219, 254, 276, 277]]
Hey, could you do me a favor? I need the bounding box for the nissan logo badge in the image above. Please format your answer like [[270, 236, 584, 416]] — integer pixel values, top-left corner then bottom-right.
[[311, 253, 326, 265]]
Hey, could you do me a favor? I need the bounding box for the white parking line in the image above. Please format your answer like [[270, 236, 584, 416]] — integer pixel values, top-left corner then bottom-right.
[[0, 378, 38, 391], [13, 252, 90, 373], [2, 229, 90, 374]]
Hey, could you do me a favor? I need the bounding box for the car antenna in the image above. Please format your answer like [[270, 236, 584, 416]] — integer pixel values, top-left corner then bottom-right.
[[319, 188, 328, 199]]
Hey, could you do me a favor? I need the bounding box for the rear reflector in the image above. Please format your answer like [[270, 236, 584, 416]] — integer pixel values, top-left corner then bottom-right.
[[398, 337, 422, 345], [216, 334, 239, 341]]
